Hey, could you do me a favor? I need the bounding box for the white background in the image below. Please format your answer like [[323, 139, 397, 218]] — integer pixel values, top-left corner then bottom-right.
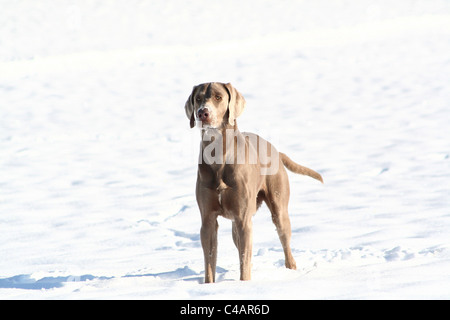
[[1, 0, 449, 298]]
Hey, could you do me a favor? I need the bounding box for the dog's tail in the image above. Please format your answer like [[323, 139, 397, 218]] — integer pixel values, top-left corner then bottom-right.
[[280, 152, 323, 183]]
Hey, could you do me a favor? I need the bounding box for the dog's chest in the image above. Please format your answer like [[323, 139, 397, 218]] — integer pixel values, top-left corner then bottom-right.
[[198, 164, 239, 215], [198, 163, 236, 189]]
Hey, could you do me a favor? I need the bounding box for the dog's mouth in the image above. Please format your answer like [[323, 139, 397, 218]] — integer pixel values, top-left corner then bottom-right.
[[196, 105, 218, 128], [197, 120, 218, 130], [195, 114, 218, 129], [195, 119, 204, 128]]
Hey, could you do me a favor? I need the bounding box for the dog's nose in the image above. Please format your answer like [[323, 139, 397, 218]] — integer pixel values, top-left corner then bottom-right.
[[197, 108, 210, 122]]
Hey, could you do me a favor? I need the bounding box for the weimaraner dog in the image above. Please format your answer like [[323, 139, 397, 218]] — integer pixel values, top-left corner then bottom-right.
[[184, 82, 323, 283]]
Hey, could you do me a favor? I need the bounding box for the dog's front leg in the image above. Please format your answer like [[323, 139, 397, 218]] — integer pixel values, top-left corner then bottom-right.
[[200, 216, 218, 283], [234, 218, 253, 281]]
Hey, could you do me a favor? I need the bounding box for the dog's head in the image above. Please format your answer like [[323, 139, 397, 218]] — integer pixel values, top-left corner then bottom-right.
[[184, 82, 246, 129]]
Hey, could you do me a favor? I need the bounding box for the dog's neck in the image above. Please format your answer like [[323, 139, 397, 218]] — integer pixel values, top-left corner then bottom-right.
[[200, 121, 238, 139], [199, 121, 241, 167]]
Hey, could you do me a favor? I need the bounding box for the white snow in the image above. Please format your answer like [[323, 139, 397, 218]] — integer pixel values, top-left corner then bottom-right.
[[1, 0, 450, 299]]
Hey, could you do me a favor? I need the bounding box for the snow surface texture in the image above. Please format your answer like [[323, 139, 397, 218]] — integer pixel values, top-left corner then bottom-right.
[[1, 0, 449, 299]]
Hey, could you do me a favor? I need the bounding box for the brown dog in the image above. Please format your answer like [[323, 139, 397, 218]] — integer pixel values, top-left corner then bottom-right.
[[184, 82, 323, 283]]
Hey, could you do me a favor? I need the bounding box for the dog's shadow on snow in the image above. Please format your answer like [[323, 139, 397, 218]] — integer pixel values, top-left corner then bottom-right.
[[0, 274, 112, 290], [125, 265, 229, 284], [0, 266, 230, 289]]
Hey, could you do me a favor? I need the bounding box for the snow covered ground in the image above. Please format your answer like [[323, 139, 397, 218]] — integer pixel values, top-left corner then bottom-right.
[[1, 0, 450, 299]]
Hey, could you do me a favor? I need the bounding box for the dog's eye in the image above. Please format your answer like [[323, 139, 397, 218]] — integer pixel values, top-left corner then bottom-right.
[[195, 96, 202, 102], [215, 95, 222, 101]]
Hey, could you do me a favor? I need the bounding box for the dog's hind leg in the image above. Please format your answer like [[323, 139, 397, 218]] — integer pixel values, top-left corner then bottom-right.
[[264, 169, 297, 270]]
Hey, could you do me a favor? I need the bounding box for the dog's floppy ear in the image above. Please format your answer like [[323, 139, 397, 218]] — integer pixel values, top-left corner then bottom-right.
[[184, 86, 197, 128], [224, 83, 246, 126]]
